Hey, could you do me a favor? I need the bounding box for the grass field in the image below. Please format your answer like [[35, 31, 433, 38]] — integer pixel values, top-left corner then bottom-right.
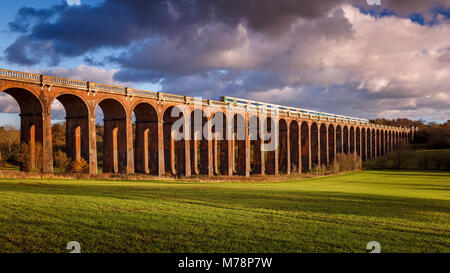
[[0, 170, 449, 253]]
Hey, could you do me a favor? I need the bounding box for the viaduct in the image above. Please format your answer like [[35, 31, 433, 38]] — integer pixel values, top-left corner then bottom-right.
[[0, 68, 415, 177]]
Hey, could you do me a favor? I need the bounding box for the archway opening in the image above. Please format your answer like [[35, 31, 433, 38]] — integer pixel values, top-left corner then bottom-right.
[[212, 111, 228, 175], [356, 127, 360, 157], [376, 129, 380, 157], [336, 125, 342, 155], [328, 124, 335, 164], [163, 106, 186, 176], [310, 123, 319, 168], [343, 126, 349, 154], [289, 121, 299, 173], [263, 116, 276, 175], [0, 88, 43, 172], [133, 103, 158, 175], [361, 128, 366, 161], [190, 109, 209, 175], [97, 99, 127, 174], [233, 113, 245, 176], [301, 122, 309, 171], [350, 126, 355, 154], [372, 130, 376, 157], [278, 119, 288, 174], [249, 116, 262, 175], [319, 123, 327, 166], [51, 94, 90, 173]]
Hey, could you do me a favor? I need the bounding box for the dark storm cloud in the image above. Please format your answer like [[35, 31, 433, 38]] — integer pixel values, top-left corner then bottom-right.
[[5, 0, 356, 65], [2, 0, 450, 121], [5, 0, 448, 66]]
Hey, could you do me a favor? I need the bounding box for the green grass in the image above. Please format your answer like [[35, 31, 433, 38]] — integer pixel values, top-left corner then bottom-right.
[[0, 170, 449, 253]]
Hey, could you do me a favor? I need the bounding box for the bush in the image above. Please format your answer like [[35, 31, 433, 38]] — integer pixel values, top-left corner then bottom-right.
[[68, 158, 89, 173], [0, 150, 4, 167], [330, 153, 361, 173], [363, 145, 450, 170], [15, 143, 33, 172], [54, 150, 70, 173]]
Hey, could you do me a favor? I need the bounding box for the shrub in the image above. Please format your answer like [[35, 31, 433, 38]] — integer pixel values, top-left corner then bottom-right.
[[54, 150, 70, 173], [331, 153, 361, 173], [0, 150, 4, 167], [15, 143, 32, 172], [68, 158, 89, 173]]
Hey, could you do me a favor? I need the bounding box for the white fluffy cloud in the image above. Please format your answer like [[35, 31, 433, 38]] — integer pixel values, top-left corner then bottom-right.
[[159, 5, 450, 121]]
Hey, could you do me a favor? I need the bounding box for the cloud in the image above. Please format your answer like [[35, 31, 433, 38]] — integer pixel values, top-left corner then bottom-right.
[[2, 0, 450, 122]]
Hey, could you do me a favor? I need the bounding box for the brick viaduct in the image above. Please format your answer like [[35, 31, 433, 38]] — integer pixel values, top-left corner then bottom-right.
[[0, 69, 415, 177]]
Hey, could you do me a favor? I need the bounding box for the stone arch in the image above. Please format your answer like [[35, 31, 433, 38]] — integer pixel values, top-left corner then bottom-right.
[[328, 124, 335, 164], [133, 102, 159, 175], [278, 119, 288, 174], [301, 121, 310, 171], [233, 113, 246, 175], [97, 98, 128, 174], [1, 88, 44, 171], [289, 120, 300, 173], [310, 122, 319, 168], [319, 123, 327, 166]]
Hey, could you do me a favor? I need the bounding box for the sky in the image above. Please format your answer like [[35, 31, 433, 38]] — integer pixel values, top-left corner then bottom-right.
[[0, 0, 449, 127]]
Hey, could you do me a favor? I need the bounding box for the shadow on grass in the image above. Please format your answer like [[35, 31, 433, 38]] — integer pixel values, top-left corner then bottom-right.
[[0, 179, 449, 222]]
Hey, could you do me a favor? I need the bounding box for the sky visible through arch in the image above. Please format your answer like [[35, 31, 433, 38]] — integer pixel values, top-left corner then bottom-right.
[[0, 0, 449, 127]]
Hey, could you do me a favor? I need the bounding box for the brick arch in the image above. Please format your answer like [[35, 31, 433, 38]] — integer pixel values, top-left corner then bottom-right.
[[132, 102, 159, 175], [310, 122, 319, 168], [336, 125, 342, 155], [210, 110, 230, 175], [51, 94, 91, 165], [163, 105, 188, 176], [328, 123, 335, 164], [96, 98, 128, 174], [190, 108, 209, 175], [319, 123, 327, 166], [249, 115, 263, 175], [278, 118, 288, 174], [264, 116, 277, 175], [361, 127, 366, 161], [232, 113, 246, 176], [301, 121, 310, 171], [289, 120, 300, 173], [350, 126, 355, 154], [1, 87, 45, 171], [356, 127, 361, 158], [343, 125, 349, 154]]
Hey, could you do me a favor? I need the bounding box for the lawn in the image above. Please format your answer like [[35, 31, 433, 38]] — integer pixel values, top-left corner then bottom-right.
[[0, 170, 448, 253]]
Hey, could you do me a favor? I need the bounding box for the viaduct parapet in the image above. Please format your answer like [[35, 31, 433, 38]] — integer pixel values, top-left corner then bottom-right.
[[0, 68, 415, 177]]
